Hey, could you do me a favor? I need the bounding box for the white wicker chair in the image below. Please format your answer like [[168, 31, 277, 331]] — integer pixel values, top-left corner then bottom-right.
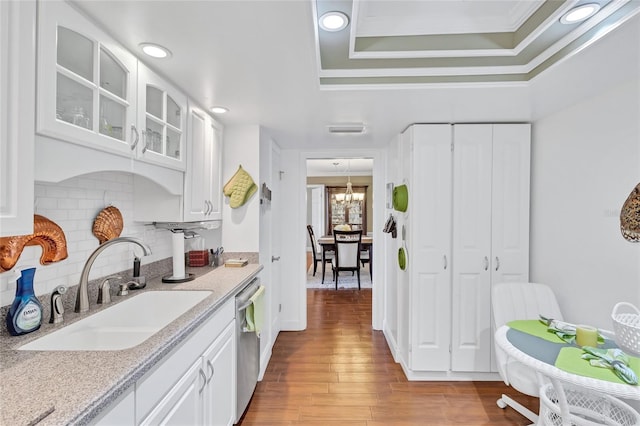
[[492, 282, 564, 424]]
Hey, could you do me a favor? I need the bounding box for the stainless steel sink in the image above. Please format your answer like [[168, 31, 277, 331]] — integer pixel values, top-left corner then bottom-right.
[[18, 291, 211, 351]]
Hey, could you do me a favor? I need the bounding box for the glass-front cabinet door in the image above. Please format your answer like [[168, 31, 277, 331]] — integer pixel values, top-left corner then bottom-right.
[[37, 0, 137, 156], [136, 63, 187, 171]]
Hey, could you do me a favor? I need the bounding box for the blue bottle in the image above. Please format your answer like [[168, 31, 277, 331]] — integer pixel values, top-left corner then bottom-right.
[[6, 267, 43, 336]]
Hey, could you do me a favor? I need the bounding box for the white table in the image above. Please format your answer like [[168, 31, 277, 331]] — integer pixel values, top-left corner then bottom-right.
[[495, 325, 640, 401]]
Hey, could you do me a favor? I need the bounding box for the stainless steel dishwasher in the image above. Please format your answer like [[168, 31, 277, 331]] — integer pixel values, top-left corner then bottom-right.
[[235, 277, 261, 423]]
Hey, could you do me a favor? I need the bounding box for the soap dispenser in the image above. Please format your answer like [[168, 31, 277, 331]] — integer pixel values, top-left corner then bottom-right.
[[6, 267, 43, 336]]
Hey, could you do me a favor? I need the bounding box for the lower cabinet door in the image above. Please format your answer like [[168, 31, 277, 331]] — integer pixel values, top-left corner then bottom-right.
[[140, 359, 204, 426], [203, 322, 236, 426]]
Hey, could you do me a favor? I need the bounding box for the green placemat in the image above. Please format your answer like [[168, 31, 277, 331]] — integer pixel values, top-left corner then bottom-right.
[[507, 319, 567, 344], [555, 347, 640, 385]]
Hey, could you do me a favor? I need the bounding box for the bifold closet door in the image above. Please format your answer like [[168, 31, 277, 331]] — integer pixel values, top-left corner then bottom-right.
[[407, 124, 453, 372], [451, 124, 493, 372]]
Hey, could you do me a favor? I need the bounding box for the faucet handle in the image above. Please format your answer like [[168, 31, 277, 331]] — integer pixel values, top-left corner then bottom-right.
[[118, 281, 130, 296], [98, 275, 120, 304]]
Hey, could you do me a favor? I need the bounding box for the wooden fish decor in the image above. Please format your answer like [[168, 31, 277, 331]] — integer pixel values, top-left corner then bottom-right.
[[620, 183, 640, 242]]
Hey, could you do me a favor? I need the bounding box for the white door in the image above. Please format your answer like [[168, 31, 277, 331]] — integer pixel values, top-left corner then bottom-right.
[[203, 324, 235, 426], [451, 124, 493, 372], [408, 125, 453, 371], [184, 107, 208, 221], [491, 124, 531, 284], [271, 144, 282, 335]]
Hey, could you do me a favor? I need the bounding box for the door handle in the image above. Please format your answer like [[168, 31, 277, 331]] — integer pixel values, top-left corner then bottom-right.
[[495, 256, 500, 271], [271, 256, 280, 262], [443, 255, 447, 270], [483, 256, 489, 271], [206, 360, 214, 384]]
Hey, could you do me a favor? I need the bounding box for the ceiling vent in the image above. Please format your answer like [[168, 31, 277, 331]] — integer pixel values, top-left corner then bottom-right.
[[327, 123, 366, 134]]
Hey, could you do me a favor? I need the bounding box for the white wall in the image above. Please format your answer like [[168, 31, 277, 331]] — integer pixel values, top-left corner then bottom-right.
[[0, 172, 176, 306], [530, 77, 640, 329], [221, 125, 261, 252]]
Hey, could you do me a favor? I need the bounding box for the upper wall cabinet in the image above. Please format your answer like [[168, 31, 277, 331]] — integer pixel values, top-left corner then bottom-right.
[[37, 0, 138, 157], [136, 63, 187, 171], [184, 105, 223, 222], [37, 1, 186, 172], [1, 0, 36, 237]]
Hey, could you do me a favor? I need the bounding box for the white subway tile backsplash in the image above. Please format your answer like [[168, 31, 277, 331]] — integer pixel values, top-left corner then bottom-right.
[[0, 171, 189, 307]]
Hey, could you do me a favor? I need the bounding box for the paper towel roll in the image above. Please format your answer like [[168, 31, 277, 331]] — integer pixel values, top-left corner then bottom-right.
[[172, 231, 186, 279]]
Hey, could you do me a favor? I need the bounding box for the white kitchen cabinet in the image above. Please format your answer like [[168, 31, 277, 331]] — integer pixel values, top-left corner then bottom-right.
[[398, 123, 530, 376], [0, 0, 35, 237], [136, 300, 235, 425], [136, 63, 187, 171], [184, 105, 223, 222], [37, 0, 138, 157], [36, 0, 187, 174], [140, 359, 204, 426], [202, 322, 236, 425]]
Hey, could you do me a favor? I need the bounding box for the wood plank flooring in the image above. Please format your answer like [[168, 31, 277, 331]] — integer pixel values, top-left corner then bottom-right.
[[238, 289, 537, 425]]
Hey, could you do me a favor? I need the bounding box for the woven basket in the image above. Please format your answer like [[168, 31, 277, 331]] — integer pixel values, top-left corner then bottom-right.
[[612, 302, 640, 356]]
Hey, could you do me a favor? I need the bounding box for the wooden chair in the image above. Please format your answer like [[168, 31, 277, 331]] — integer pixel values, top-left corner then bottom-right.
[[360, 245, 371, 279], [307, 225, 333, 283], [332, 229, 362, 290]]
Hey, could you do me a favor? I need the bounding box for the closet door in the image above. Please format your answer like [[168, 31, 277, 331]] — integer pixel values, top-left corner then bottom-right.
[[491, 124, 530, 284], [408, 124, 453, 371], [451, 124, 493, 372]]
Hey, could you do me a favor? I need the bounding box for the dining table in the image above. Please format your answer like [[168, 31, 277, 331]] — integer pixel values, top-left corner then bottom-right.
[[495, 320, 640, 407], [317, 235, 372, 282]]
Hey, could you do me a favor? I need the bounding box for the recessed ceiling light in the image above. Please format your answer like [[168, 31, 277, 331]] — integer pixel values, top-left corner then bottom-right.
[[139, 43, 171, 59], [319, 11, 349, 32], [560, 3, 601, 24], [210, 106, 228, 114]]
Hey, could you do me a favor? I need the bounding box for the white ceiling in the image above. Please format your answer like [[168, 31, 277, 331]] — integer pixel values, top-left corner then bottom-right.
[[70, 0, 640, 150]]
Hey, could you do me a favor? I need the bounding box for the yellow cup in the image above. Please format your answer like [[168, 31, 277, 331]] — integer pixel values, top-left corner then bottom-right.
[[576, 325, 598, 347]]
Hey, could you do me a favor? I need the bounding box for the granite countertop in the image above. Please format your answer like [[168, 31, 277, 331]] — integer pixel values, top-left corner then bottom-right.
[[0, 263, 263, 426]]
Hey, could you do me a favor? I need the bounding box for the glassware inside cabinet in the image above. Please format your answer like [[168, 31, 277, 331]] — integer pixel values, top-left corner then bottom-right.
[[56, 74, 92, 130], [57, 27, 93, 81], [145, 119, 163, 154], [99, 96, 125, 140]]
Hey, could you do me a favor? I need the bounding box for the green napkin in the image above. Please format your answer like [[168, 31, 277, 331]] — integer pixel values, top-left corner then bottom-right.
[[555, 347, 640, 385], [582, 347, 638, 385], [539, 315, 605, 345]]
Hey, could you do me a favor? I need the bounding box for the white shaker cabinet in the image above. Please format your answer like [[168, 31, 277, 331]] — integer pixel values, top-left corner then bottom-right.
[[397, 123, 530, 376], [37, 0, 138, 157], [0, 0, 36, 237], [184, 105, 223, 222], [451, 124, 530, 373], [201, 322, 236, 426]]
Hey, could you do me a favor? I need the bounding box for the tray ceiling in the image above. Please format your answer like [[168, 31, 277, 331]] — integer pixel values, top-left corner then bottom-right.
[[315, 0, 640, 86]]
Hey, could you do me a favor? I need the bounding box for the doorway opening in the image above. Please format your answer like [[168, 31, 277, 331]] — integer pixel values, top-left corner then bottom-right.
[[305, 158, 374, 290]]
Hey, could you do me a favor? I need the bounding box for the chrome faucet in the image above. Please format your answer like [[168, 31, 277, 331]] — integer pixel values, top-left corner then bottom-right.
[[75, 237, 152, 313]]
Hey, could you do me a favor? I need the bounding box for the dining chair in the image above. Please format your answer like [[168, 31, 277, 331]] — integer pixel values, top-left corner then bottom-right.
[[332, 229, 362, 290], [492, 282, 564, 425], [360, 246, 372, 279], [307, 225, 333, 283]]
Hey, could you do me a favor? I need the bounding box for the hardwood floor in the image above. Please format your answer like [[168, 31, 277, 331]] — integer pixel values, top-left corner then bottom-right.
[[238, 289, 537, 425]]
